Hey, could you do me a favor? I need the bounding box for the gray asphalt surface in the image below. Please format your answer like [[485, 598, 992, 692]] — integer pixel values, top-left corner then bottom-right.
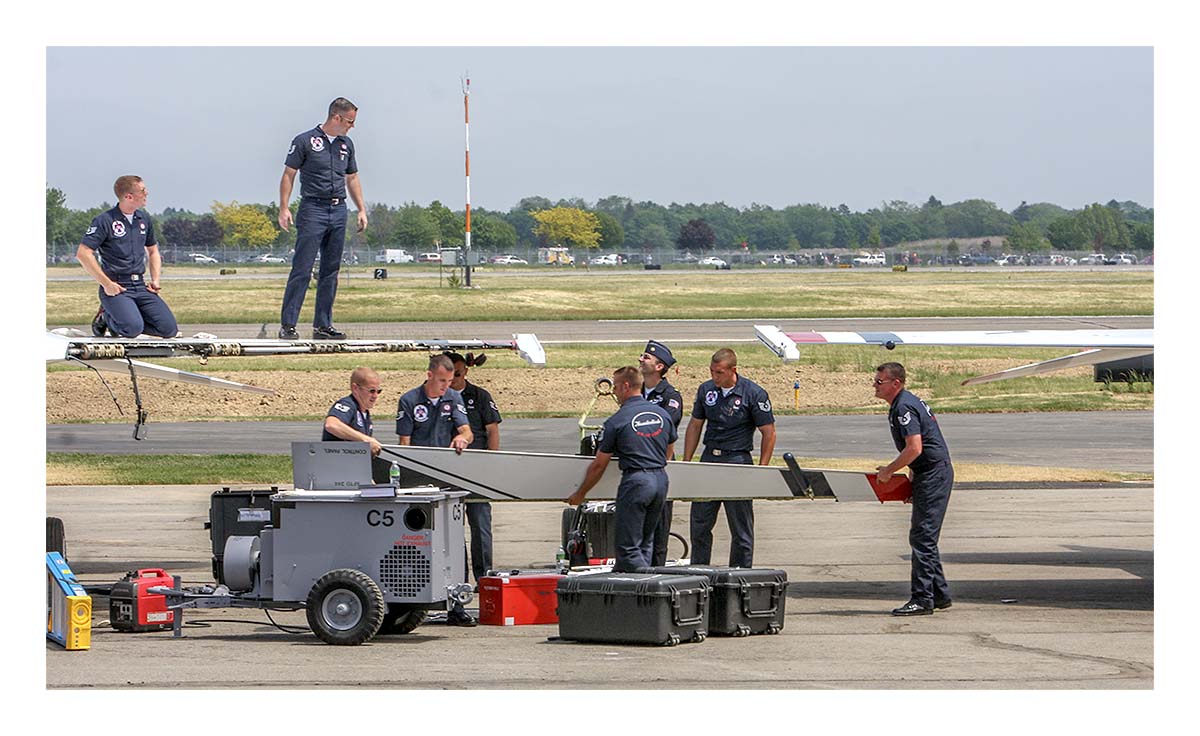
[[61, 315, 1153, 341], [46, 482, 1153, 689], [47, 411, 1153, 472], [46, 263, 1154, 282]]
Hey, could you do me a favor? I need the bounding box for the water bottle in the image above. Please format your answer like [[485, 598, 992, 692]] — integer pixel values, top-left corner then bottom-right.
[[555, 546, 568, 573], [389, 461, 401, 487]]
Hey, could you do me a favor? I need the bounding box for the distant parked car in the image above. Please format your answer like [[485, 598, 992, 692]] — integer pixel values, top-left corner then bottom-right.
[[1079, 253, 1107, 266], [699, 256, 727, 268], [958, 253, 996, 266], [418, 252, 442, 263], [488, 254, 528, 265], [852, 252, 886, 266], [589, 254, 621, 266], [676, 252, 699, 264], [189, 253, 218, 264], [255, 253, 287, 264], [1109, 253, 1136, 265]]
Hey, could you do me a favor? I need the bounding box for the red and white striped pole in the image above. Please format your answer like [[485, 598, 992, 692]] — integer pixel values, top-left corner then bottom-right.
[[462, 73, 472, 287]]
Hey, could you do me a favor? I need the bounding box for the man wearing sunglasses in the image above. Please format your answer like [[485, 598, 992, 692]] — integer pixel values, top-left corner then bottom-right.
[[873, 362, 954, 616], [322, 366, 383, 457], [277, 97, 368, 340]]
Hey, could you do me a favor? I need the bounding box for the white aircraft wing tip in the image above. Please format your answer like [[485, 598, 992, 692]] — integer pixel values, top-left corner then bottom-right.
[[754, 324, 800, 362], [514, 333, 546, 367]]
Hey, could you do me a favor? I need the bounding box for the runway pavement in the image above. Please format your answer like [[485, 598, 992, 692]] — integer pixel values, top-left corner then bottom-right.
[[69, 314, 1152, 342], [47, 411, 1153, 473], [45, 482, 1153, 689]]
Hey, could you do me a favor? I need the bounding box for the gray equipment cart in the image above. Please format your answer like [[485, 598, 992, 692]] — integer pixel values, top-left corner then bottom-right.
[[159, 486, 471, 645]]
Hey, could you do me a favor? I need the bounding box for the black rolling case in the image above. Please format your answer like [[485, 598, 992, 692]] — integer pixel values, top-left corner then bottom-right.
[[556, 572, 710, 646], [641, 565, 787, 636]]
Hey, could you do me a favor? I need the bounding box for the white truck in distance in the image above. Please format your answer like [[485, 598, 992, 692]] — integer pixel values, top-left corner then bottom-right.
[[853, 252, 886, 266], [378, 249, 415, 264]]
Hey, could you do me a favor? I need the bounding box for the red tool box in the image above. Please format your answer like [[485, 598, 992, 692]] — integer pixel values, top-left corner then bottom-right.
[[478, 573, 562, 626], [109, 568, 175, 632]]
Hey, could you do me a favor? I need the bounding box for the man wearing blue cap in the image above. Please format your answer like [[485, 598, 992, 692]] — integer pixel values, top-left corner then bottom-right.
[[639, 340, 683, 565]]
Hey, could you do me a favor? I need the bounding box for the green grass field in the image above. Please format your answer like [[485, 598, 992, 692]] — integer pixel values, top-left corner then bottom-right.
[[46, 268, 1153, 324], [46, 267, 1153, 482]]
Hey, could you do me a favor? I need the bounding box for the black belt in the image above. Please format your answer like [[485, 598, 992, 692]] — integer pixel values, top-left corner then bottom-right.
[[707, 448, 750, 457], [105, 272, 144, 282], [303, 196, 344, 205]]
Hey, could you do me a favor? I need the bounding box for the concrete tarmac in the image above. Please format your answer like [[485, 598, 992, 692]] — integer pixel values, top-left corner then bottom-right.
[[47, 411, 1154, 473], [64, 314, 1151, 341], [45, 482, 1152, 689]]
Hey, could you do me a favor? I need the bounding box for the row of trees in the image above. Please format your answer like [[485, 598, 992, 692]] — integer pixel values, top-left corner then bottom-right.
[[47, 187, 1153, 255]]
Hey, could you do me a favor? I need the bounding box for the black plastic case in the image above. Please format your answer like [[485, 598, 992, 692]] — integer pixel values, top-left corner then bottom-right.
[[640, 565, 787, 636], [555, 572, 709, 646]]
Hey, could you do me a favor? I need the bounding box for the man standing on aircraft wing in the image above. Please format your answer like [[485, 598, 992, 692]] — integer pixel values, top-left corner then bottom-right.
[[684, 348, 775, 568], [322, 366, 382, 456], [873, 361, 954, 616], [639, 340, 683, 566], [277, 97, 368, 340], [396, 354, 475, 626], [446, 351, 500, 584], [568, 366, 677, 572], [77, 175, 178, 338]]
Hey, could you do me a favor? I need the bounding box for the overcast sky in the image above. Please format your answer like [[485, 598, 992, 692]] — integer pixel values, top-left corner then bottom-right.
[[46, 46, 1151, 215]]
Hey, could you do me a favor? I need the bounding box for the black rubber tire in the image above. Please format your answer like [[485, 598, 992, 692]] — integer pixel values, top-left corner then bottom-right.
[[379, 604, 427, 635], [668, 531, 689, 560], [47, 517, 65, 558], [305, 569, 386, 645], [560, 507, 578, 550]]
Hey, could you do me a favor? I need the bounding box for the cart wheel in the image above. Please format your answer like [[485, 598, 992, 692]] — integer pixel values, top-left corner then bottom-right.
[[47, 517, 65, 558], [305, 569, 385, 645], [663, 634, 680, 647], [560, 507, 578, 550], [691, 631, 707, 643], [379, 605, 427, 635], [766, 623, 781, 635], [668, 531, 689, 560], [735, 625, 751, 638]]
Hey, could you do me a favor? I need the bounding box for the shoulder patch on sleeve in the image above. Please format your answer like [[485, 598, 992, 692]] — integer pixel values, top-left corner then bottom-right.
[[334, 402, 350, 413], [898, 411, 912, 426]]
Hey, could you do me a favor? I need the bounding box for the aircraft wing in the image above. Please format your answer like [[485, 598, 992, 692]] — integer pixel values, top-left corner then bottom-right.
[[48, 330, 546, 365], [754, 324, 1153, 385], [47, 329, 545, 400], [377, 445, 912, 503]]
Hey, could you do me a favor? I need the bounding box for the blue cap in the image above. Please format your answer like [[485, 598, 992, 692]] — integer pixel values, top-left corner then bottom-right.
[[643, 340, 676, 368]]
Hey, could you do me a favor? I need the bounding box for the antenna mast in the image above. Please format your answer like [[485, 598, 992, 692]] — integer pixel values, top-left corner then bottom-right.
[[462, 73, 472, 287]]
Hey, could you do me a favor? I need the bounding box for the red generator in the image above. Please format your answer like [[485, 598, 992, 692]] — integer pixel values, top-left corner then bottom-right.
[[109, 568, 175, 632], [478, 573, 561, 626]]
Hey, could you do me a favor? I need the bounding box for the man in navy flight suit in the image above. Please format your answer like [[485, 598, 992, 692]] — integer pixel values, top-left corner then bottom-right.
[[396, 354, 476, 626], [873, 361, 955, 616], [446, 351, 502, 585], [322, 366, 383, 457], [77, 175, 178, 338], [277, 98, 368, 340], [638, 340, 683, 566], [684, 348, 776, 568], [568, 366, 677, 573]]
